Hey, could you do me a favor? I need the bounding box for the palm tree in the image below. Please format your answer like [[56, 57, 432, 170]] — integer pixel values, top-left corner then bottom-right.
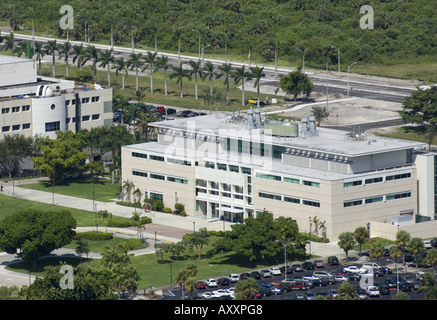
[[295, 43, 309, 73], [395, 230, 411, 267], [170, 63, 192, 98], [232, 65, 252, 106], [354, 226, 369, 256], [44, 40, 58, 77], [250, 66, 265, 108], [58, 41, 72, 76], [72, 44, 85, 70], [82, 45, 100, 81], [113, 94, 130, 125], [127, 52, 143, 91], [156, 55, 170, 96], [142, 51, 158, 93], [202, 61, 216, 97], [14, 41, 29, 57], [188, 60, 204, 100], [3, 32, 15, 55], [112, 56, 128, 90], [216, 63, 232, 104], [98, 48, 115, 87], [30, 41, 44, 74]]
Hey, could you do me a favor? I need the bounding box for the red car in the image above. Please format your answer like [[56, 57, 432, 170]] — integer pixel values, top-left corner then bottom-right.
[[197, 281, 206, 289], [250, 293, 261, 299]]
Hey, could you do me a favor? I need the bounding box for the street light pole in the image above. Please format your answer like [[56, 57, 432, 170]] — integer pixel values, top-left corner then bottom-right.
[[276, 240, 292, 281], [347, 62, 357, 97]]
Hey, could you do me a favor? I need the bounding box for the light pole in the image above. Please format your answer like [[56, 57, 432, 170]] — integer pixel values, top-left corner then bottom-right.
[[308, 216, 312, 258], [347, 62, 357, 97], [276, 240, 293, 281], [386, 259, 399, 294], [325, 61, 329, 111], [201, 45, 210, 67]]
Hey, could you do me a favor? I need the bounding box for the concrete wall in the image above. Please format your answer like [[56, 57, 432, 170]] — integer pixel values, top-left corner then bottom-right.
[[370, 220, 437, 241]]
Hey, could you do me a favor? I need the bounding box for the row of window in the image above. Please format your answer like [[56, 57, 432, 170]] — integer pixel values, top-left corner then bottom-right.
[[255, 173, 320, 188], [258, 191, 321, 207], [1, 105, 30, 114], [132, 170, 188, 184], [66, 114, 100, 123], [132, 152, 195, 167], [65, 96, 100, 106], [2, 123, 31, 132], [344, 191, 412, 207], [344, 173, 411, 188]]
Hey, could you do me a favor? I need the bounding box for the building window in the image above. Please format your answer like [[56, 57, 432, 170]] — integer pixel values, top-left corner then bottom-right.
[[133, 170, 147, 177], [45, 121, 60, 132], [2, 108, 10, 114], [344, 180, 362, 187], [150, 173, 165, 180], [303, 180, 320, 188], [82, 115, 90, 121], [167, 158, 191, 166], [205, 161, 215, 169], [241, 167, 251, 175], [12, 106, 20, 113], [82, 97, 90, 104], [22, 123, 30, 130], [365, 196, 383, 204], [284, 196, 300, 204], [150, 155, 164, 162], [217, 163, 227, 171], [167, 176, 188, 184], [365, 177, 383, 184], [150, 192, 163, 202], [256, 173, 281, 181], [2, 126, 10, 132], [302, 199, 320, 207], [259, 192, 281, 201], [92, 96, 100, 102], [229, 165, 239, 173], [284, 177, 300, 184], [386, 192, 411, 201], [92, 114, 100, 120], [132, 152, 147, 159], [22, 105, 30, 111], [386, 173, 411, 181], [12, 124, 20, 131], [344, 199, 363, 207]]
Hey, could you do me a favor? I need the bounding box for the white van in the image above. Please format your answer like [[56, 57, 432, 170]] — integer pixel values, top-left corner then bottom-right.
[[362, 262, 381, 269]]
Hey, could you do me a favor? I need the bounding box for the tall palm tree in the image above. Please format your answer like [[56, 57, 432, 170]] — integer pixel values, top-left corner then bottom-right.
[[156, 55, 170, 96], [188, 60, 204, 100], [232, 65, 252, 106], [3, 32, 15, 55], [14, 41, 29, 57], [33, 42, 45, 74], [58, 41, 72, 76], [142, 51, 158, 93], [127, 52, 143, 91], [112, 56, 128, 90], [295, 43, 309, 73], [98, 48, 115, 87], [82, 45, 100, 81], [170, 63, 192, 98], [216, 62, 232, 104], [44, 40, 58, 77], [202, 61, 216, 97], [113, 93, 130, 125], [250, 66, 265, 108], [72, 43, 85, 70]]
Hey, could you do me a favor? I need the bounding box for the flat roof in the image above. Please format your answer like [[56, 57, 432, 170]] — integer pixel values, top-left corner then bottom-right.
[[150, 113, 427, 157], [0, 55, 30, 65]]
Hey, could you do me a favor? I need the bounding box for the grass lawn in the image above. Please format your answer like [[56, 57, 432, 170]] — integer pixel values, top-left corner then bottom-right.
[[21, 176, 120, 203], [0, 194, 131, 227], [374, 125, 437, 147]]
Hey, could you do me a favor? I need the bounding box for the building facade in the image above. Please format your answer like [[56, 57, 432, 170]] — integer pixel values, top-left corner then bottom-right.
[[0, 55, 112, 140], [121, 110, 432, 241]]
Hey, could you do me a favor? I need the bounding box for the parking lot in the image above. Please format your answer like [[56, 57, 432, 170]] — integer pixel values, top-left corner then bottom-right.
[[162, 256, 431, 301]]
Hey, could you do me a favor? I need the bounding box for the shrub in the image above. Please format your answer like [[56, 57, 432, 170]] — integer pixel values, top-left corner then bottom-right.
[[162, 207, 173, 213], [174, 203, 185, 215], [152, 200, 164, 211], [74, 231, 113, 241]]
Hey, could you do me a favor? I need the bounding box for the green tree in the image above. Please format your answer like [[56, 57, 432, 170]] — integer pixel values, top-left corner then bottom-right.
[[426, 249, 437, 275], [338, 232, 355, 260], [75, 237, 90, 259], [202, 61, 216, 97], [277, 70, 313, 101], [0, 134, 37, 178], [83, 45, 101, 81], [143, 51, 158, 93], [33, 41, 45, 74], [336, 281, 358, 300], [58, 41, 72, 76], [354, 226, 369, 256], [72, 43, 86, 70], [170, 63, 192, 98], [232, 65, 252, 106], [399, 87, 437, 150], [99, 48, 115, 87], [0, 209, 76, 266], [188, 60, 204, 100], [113, 56, 129, 90], [393, 292, 411, 300], [44, 40, 58, 77], [156, 55, 170, 96], [311, 105, 330, 127], [370, 242, 384, 262], [250, 66, 265, 107], [396, 230, 411, 266], [235, 278, 259, 300], [216, 62, 233, 103], [32, 131, 88, 185], [186, 228, 209, 261], [417, 273, 437, 300], [127, 52, 144, 91], [409, 237, 425, 262]]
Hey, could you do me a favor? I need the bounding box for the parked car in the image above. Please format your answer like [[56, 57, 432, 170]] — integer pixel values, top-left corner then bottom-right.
[[156, 106, 166, 114], [258, 286, 271, 297], [346, 273, 361, 281], [424, 240, 433, 249], [305, 291, 316, 300], [166, 108, 176, 115], [217, 277, 230, 287], [291, 264, 303, 272], [334, 275, 349, 283], [269, 267, 282, 276], [329, 289, 339, 298], [314, 260, 325, 268], [295, 293, 306, 300], [176, 110, 193, 117], [212, 289, 232, 297], [365, 286, 380, 297], [362, 262, 382, 269], [250, 271, 261, 279], [385, 277, 397, 288], [302, 261, 314, 270], [229, 274, 239, 283], [379, 285, 391, 295], [206, 278, 218, 287], [249, 292, 262, 299], [280, 266, 293, 274], [197, 281, 206, 289], [355, 288, 367, 299], [261, 269, 272, 278], [260, 284, 281, 295], [239, 273, 250, 280], [379, 266, 393, 275], [202, 292, 220, 299], [289, 281, 307, 291], [343, 266, 367, 274], [328, 256, 339, 265]]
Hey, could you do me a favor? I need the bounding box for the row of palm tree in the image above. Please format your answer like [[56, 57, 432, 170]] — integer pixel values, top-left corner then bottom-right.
[[0, 33, 267, 107]]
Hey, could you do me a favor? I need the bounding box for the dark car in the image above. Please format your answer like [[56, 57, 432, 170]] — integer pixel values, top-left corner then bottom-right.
[[250, 271, 261, 279], [327, 256, 339, 265], [240, 273, 250, 280], [291, 264, 303, 272], [314, 260, 325, 268], [258, 286, 271, 297], [385, 277, 397, 288], [379, 266, 393, 275], [379, 285, 390, 295], [166, 108, 177, 115], [217, 277, 230, 287], [302, 262, 314, 270], [176, 110, 193, 117], [346, 273, 361, 281], [280, 266, 293, 275], [400, 282, 411, 292]]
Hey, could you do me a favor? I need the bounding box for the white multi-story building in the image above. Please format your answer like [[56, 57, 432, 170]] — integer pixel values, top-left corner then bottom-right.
[[0, 54, 113, 140], [121, 108, 437, 241]]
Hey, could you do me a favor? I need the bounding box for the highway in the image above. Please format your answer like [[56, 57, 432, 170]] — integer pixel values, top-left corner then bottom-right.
[[2, 32, 417, 104]]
